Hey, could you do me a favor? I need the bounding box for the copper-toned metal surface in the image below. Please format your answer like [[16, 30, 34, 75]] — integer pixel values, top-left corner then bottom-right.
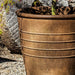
[[17, 9, 75, 75]]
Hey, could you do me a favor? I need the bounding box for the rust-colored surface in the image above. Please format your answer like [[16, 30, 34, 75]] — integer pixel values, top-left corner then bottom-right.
[[16, 9, 75, 75]]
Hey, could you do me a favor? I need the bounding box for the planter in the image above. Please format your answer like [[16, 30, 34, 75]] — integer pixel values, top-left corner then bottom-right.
[[16, 9, 75, 75]]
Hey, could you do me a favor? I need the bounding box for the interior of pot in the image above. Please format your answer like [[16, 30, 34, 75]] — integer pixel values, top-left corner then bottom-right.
[[16, 8, 75, 19]]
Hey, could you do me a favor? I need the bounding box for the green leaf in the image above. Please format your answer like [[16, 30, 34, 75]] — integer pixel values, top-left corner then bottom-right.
[[52, 6, 56, 15], [52, 0, 56, 15], [6, 5, 10, 13], [1, 3, 4, 7], [34, 1, 37, 6], [4, 0, 8, 5], [0, 29, 3, 35], [0, 24, 4, 27], [0, 18, 2, 23]]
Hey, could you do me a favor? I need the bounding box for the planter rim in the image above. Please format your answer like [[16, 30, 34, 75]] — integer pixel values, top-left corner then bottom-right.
[[16, 9, 75, 19]]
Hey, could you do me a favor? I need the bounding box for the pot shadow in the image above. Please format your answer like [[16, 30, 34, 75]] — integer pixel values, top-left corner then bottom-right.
[[0, 57, 16, 63]]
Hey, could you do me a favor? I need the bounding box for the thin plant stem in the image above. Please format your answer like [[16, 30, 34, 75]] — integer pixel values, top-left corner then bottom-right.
[[52, 0, 57, 15]]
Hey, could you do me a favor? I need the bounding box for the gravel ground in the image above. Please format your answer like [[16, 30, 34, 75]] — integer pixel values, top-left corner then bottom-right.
[[0, 46, 26, 75]]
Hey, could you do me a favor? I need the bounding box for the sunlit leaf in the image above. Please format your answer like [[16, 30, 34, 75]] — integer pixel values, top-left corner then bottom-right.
[[0, 18, 2, 23], [1, 3, 4, 7], [52, 0, 56, 15], [4, 0, 8, 5], [6, 5, 10, 13], [0, 24, 4, 27], [0, 29, 3, 35], [52, 5, 56, 15], [0, 14, 2, 18]]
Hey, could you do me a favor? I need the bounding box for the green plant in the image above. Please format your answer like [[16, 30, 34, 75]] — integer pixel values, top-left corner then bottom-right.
[[32, 0, 42, 6], [52, 0, 57, 15], [33, 0, 57, 15]]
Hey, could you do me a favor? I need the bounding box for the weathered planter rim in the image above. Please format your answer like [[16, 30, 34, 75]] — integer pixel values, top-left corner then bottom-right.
[[16, 9, 75, 19]]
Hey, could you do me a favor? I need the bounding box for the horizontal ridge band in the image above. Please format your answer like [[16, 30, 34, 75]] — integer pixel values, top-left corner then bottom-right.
[[20, 30, 75, 35], [22, 45, 75, 51], [22, 52, 75, 59], [21, 39, 75, 43]]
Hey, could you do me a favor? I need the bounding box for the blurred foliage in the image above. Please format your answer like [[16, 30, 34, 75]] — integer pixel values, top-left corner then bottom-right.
[[0, 0, 22, 35]]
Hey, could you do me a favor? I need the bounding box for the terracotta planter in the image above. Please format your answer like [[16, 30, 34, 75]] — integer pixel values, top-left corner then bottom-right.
[[16, 9, 75, 75]]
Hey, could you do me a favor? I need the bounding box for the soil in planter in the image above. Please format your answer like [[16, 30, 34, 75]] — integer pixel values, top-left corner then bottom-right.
[[21, 6, 75, 15]]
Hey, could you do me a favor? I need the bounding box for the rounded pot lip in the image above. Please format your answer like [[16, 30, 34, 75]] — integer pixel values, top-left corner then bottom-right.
[[16, 9, 75, 19]]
